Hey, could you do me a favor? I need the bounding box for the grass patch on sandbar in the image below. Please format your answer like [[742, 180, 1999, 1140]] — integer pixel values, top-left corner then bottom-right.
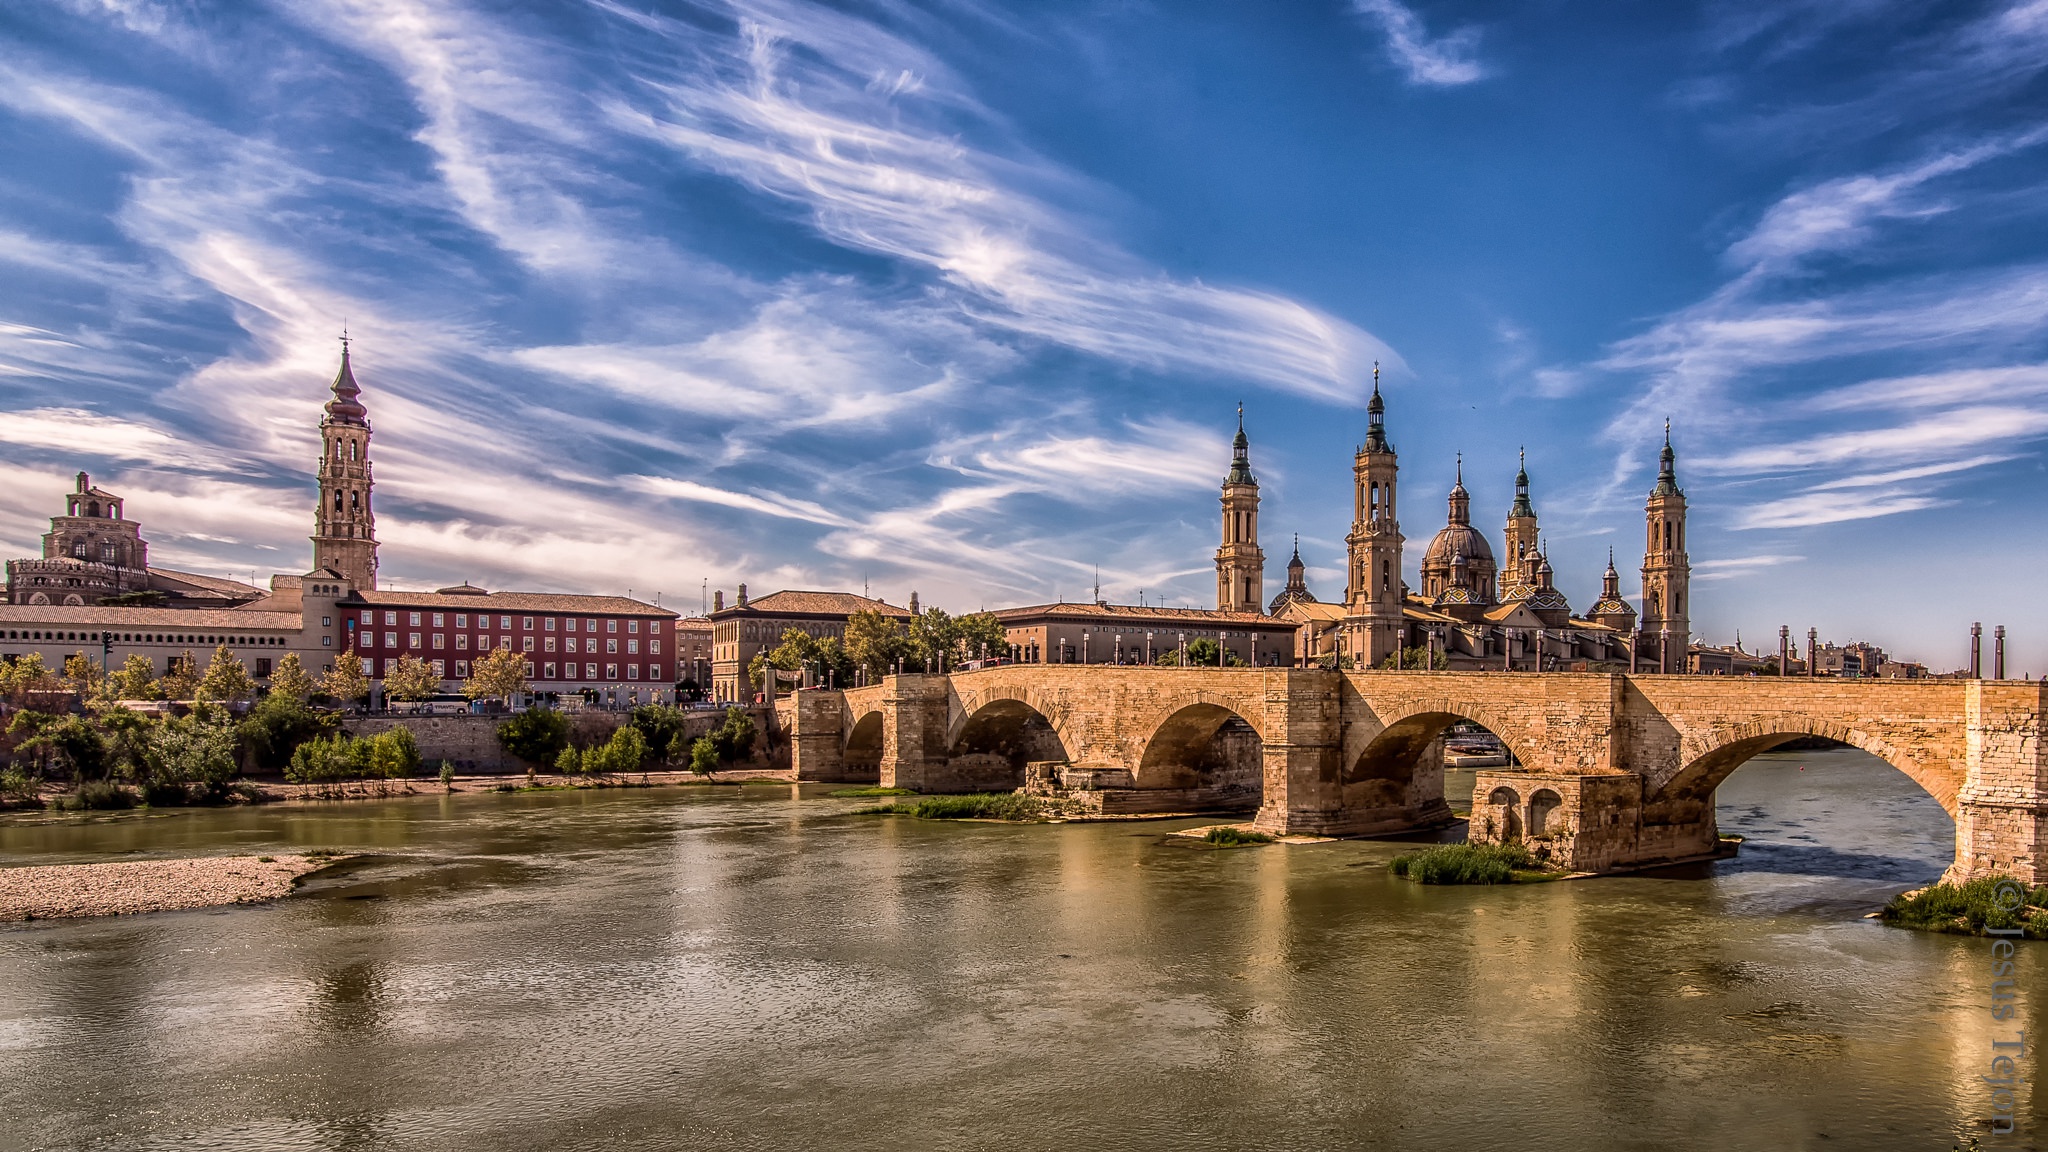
[[1880, 877, 2048, 939], [830, 787, 915, 798], [1201, 827, 1275, 847], [1390, 842, 1549, 885], [853, 793, 1044, 821]]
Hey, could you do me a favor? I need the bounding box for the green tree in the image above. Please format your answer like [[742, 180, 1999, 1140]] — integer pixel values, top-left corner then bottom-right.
[[630, 705, 691, 760], [268, 652, 316, 701], [1376, 645, 1448, 670], [708, 706, 757, 764], [464, 645, 529, 703], [586, 725, 647, 776], [321, 650, 370, 707], [907, 607, 957, 671], [384, 653, 441, 702], [63, 652, 105, 701], [555, 744, 584, 775], [1156, 638, 1241, 667], [369, 727, 422, 778], [146, 714, 240, 797], [195, 646, 256, 705], [237, 692, 339, 772], [844, 609, 909, 681], [498, 708, 571, 767], [954, 612, 1010, 663], [688, 735, 718, 776], [13, 713, 108, 781], [0, 654, 61, 706], [107, 653, 163, 701], [159, 650, 202, 701]]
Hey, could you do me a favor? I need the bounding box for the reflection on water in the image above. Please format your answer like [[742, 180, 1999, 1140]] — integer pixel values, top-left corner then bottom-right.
[[0, 752, 2036, 1151]]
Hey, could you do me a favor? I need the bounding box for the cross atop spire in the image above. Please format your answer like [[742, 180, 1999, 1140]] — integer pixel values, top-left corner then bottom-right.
[[324, 335, 368, 426]]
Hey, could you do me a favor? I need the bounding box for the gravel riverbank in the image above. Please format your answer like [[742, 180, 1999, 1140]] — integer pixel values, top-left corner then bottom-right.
[[0, 855, 342, 921]]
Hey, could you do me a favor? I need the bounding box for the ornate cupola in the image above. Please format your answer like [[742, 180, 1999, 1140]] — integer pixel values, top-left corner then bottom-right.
[[1501, 448, 1540, 600], [1419, 455, 1496, 612], [311, 336, 380, 591], [1215, 404, 1265, 612]]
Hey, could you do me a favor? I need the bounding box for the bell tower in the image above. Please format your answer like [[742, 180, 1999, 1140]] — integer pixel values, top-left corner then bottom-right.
[[1344, 366, 1404, 667], [1215, 405, 1265, 612], [1501, 448, 1538, 600], [311, 337, 379, 590], [1638, 422, 1689, 672]]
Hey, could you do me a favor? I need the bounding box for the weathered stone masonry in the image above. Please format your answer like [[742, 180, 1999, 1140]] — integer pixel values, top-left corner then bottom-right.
[[787, 667, 2047, 884]]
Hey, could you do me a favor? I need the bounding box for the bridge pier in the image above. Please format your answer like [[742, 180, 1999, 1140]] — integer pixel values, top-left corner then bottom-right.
[[1250, 670, 1347, 835], [1946, 680, 2048, 886], [788, 689, 847, 782], [878, 674, 952, 792]]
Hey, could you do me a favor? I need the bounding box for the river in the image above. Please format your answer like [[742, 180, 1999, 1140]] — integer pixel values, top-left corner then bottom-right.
[[0, 748, 2037, 1151]]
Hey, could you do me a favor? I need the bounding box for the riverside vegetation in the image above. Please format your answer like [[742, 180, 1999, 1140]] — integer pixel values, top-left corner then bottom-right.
[[1880, 877, 2048, 939], [1390, 842, 1555, 885]]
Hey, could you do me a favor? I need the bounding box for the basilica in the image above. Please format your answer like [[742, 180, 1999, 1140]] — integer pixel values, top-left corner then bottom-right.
[[1216, 376, 1690, 673]]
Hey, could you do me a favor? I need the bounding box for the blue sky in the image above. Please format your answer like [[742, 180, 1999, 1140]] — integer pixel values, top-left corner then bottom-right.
[[3, 0, 2046, 671]]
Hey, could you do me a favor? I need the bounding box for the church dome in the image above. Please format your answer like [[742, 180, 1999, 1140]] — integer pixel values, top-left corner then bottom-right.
[[1423, 523, 1494, 569]]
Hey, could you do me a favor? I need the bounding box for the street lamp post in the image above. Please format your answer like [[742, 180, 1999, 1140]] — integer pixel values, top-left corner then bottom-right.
[[1146, 632, 1154, 664], [1114, 633, 1122, 666], [1178, 632, 1186, 668]]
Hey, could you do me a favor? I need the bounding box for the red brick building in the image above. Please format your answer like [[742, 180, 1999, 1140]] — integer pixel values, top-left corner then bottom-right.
[[338, 584, 677, 699]]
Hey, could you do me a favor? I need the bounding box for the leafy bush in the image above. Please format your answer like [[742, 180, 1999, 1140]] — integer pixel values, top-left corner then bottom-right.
[[369, 726, 421, 779], [688, 736, 718, 776], [497, 708, 571, 767], [857, 793, 1043, 821], [439, 762, 455, 788], [146, 715, 241, 799], [1390, 842, 1542, 885], [1202, 826, 1275, 846], [555, 745, 584, 775], [1882, 877, 2048, 939], [237, 693, 338, 772], [584, 725, 648, 776], [708, 707, 756, 763], [285, 728, 420, 785], [0, 767, 41, 808], [58, 778, 134, 810], [629, 705, 692, 762]]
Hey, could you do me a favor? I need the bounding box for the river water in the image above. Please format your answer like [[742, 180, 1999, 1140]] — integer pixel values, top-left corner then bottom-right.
[[0, 749, 2038, 1151]]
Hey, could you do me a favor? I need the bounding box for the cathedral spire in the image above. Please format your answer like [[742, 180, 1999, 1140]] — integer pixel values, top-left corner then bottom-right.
[[1226, 402, 1255, 484], [1653, 419, 1681, 497], [1363, 362, 1389, 453], [1510, 447, 1533, 519]]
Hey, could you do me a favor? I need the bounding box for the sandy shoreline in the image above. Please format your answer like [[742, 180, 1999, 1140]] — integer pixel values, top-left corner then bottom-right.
[[0, 854, 344, 921]]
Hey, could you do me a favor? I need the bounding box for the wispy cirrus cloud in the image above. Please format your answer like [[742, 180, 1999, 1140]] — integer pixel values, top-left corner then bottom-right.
[[604, 3, 1393, 403], [1347, 0, 1486, 87]]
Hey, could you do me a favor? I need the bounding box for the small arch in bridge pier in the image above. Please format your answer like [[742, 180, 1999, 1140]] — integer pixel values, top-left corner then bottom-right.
[[1527, 789, 1563, 838], [1485, 786, 1523, 840]]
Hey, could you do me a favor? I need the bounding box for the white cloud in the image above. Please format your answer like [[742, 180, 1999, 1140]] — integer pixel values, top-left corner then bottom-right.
[[1348, 0, 1486, 86]]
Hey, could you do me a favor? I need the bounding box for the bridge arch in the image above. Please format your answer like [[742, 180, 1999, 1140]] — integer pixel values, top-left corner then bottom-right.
[[843, 710, 884, 781], [1345, 705, 1532, 810], [946, 697, 1073, 792], [1651, 718, 1958, 816], [1134, 702, 1264, 809]]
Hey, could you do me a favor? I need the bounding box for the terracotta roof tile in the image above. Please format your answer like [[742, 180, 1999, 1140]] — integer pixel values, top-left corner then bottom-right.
[[0, 606, 303, 629], [347, 590, 674, 616], [712, 590, 912, 618]]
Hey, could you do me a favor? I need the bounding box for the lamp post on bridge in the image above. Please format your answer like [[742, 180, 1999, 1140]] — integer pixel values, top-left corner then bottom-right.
[[1778, 625, 1789, 677], [1807, 628, 1819, 678], [1970, 622, 1983, 678], [1178, 632, 1186, 668], [1994, 625, 2006, 680], [1114, 633, 1122, 666], [1146, 632, 1154, 664]]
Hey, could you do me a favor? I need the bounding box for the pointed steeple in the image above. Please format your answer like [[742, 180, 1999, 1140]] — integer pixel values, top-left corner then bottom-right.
[[1653, 419, 1681, 497], [1289, 533, 1303, 570], [1510, 447, 1534, 519], [1446, 453, 1470, 525], [324, 334, 369, 426], [1227, 402, 1255, 484], [1363, 362, 1389, 453]]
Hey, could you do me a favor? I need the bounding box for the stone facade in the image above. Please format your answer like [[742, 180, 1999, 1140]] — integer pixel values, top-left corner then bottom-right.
[[785, 665, 2048, 883]]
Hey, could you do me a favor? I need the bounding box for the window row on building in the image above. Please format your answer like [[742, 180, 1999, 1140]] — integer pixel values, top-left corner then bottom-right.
[[355, 631, 659, 655], [367, 658, 666, 682]]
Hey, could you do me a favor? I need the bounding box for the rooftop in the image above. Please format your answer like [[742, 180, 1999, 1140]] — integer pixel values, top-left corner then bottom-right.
[[993, 601, 1295, 628], [343, 588, 675, 617], [0, 605, 303, 630], [712, 590, 913, 618]]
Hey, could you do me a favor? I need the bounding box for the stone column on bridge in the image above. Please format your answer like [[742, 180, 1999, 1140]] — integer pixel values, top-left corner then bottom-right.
[[1251, 669, 1346, 835], [1948, 679, 2048, 886], [878, 674, 951, 792], [789, 689, 846, 782]]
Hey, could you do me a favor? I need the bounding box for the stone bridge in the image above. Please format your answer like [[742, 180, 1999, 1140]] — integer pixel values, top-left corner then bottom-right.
[[785, 668, 2046, 883]]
